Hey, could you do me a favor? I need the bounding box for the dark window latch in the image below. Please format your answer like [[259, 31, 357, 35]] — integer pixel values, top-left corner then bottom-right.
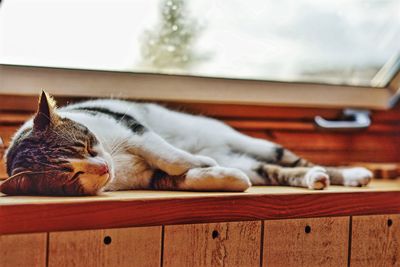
[[314, 109, 371, 130]]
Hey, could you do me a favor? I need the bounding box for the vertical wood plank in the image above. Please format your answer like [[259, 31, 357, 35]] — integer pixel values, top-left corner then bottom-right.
[[351, 214, 400, 267], [163, 221, 261, 267], [49, 226, 161, 267], [263, 217, 349, 267], [0, 233, 47, 267]]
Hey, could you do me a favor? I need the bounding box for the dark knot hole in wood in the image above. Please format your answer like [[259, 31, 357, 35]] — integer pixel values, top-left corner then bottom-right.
[[304, 225, 311, 234], [104, 236, 112, 245], [212, 230, 219, 239], [387, 219, 393, 227]]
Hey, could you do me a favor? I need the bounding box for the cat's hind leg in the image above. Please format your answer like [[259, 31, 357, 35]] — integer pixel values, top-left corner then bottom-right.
[[210, 152, 329, 189], [254, 163, 372, 188], [226, 132, 313, 167], [149, 166, 251, 192], [225, 132, 372, 187], [257, 164, 330, 189], [325, 167, 372, 187]]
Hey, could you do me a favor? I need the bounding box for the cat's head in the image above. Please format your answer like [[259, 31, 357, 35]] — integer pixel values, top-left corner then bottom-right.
[[0, 91, 113, 196]]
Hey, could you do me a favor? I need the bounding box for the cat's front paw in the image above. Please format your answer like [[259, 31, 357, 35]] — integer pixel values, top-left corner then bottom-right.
[[214, 167, 251, 191], [342, 167, 372, 187], [305, 166, 330, 190], [192, 155, 218, 168], [183, 166, 251, 192], [163, 155, 217, 176]]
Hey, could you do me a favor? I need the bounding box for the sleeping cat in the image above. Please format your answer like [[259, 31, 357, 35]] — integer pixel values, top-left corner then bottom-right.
[[1, 91, 372, 195]]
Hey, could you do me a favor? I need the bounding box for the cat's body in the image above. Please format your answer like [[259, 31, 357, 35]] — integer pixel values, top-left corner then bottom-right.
[[2, 92, 373, 196]]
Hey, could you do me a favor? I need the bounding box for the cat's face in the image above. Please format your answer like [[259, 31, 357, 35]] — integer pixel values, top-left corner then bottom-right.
[[1, 92, 113, 195]]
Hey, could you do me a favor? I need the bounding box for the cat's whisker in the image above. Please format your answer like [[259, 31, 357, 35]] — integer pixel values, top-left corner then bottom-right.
[[116, 107, 132, 125], [106, 107, 132, 152], [109, 135, 123, 151], [7, 169, 58, 179], [7, 170, 33, 179], [110, 138, 129, 156], [109, 136, 127, 153], [108, 107, 135, 154]]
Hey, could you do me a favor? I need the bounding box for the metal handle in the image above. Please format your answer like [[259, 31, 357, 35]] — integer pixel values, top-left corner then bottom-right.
[[314, 109, 371, 130]]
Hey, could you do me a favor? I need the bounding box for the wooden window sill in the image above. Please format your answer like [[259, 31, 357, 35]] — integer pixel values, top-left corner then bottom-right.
[[1, 180, 400, 235], [1, 64, 398, 109]]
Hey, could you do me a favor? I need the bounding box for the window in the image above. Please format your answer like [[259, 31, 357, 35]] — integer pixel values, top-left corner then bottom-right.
[[1, 0, 399, 87], [1, 0, 400, 109]]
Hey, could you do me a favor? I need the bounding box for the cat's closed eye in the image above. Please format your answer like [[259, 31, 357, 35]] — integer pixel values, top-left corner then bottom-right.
[[72, 141, 97, 157], [87, 147, 98, 157]]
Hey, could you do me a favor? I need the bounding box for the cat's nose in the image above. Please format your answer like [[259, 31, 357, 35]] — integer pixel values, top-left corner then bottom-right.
[[87, 158, 109, 176], [98, 163, 109, 176], [69, 157, 109, 176]]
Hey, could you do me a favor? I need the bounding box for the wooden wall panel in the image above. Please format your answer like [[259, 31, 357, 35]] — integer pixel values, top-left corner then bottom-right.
[[263, 217, 349, 267], [0, 233, 47, 267], [351, 214, 400, 267], [0, 95, 399, 174], [173, 102, 400, 165], [163, 221, 261, 267], [49, 226, 161, 267]]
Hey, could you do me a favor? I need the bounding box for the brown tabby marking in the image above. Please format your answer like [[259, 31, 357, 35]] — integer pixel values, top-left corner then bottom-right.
[[2, 91, 104, 195], [149, 169, 186, 190]]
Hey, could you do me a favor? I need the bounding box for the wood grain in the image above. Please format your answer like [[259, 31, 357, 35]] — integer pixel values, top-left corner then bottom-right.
[[0, 232, 47, 267], [263, 217, 349, 267], [351, 214, 400, 267], [49, 226, 162, 267], [1, 181, 400, 235], [164, 221, 261, 267], [349, 163, 400, 179]]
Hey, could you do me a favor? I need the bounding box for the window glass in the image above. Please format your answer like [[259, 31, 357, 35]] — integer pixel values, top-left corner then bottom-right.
[[1, 0, 399, 86]]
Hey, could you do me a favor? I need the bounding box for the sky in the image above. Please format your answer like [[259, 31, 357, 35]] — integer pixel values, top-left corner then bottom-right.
[[1, 0, 399, 86]]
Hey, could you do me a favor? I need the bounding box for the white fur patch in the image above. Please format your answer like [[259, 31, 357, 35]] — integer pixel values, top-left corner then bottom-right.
[[342, 167, 372, 187], [181, 166, 251, 192], [305, 166, 330, 190]]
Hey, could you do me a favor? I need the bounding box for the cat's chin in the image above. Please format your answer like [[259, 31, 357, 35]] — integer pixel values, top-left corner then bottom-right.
[[79, 172, 111, 195]]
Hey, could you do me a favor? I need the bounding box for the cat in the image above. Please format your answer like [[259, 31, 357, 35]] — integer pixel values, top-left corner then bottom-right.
[[1, 91, 372, 195]]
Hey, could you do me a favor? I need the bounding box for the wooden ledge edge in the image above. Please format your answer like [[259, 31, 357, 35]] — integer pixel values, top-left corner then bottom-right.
[[1, 191, 400, 235]]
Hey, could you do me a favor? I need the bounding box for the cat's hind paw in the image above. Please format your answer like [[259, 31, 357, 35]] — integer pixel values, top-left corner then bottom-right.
[[342, 167, 372, 187], [305, 166, 330, 190]]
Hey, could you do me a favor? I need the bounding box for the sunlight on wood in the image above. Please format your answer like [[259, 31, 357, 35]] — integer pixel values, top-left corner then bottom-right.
[[1, 180, 399, 205]]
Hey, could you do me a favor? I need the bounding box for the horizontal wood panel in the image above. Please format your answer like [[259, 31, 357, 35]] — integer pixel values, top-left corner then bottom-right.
[[226, 120, 400, 132], [1, 181, 400, 235], [242, 131, 399, 151], [290, 151, 398, 166], [0, 96, 399, 170], [167, 102, 400, 122]]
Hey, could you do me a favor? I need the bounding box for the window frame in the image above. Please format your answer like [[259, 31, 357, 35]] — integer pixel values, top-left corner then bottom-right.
[[0, 64, 399, 109]]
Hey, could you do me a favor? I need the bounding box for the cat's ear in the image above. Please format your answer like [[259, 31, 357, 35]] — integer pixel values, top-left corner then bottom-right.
[[33, 90, 59, 131], [0, 172, 33, 195]]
